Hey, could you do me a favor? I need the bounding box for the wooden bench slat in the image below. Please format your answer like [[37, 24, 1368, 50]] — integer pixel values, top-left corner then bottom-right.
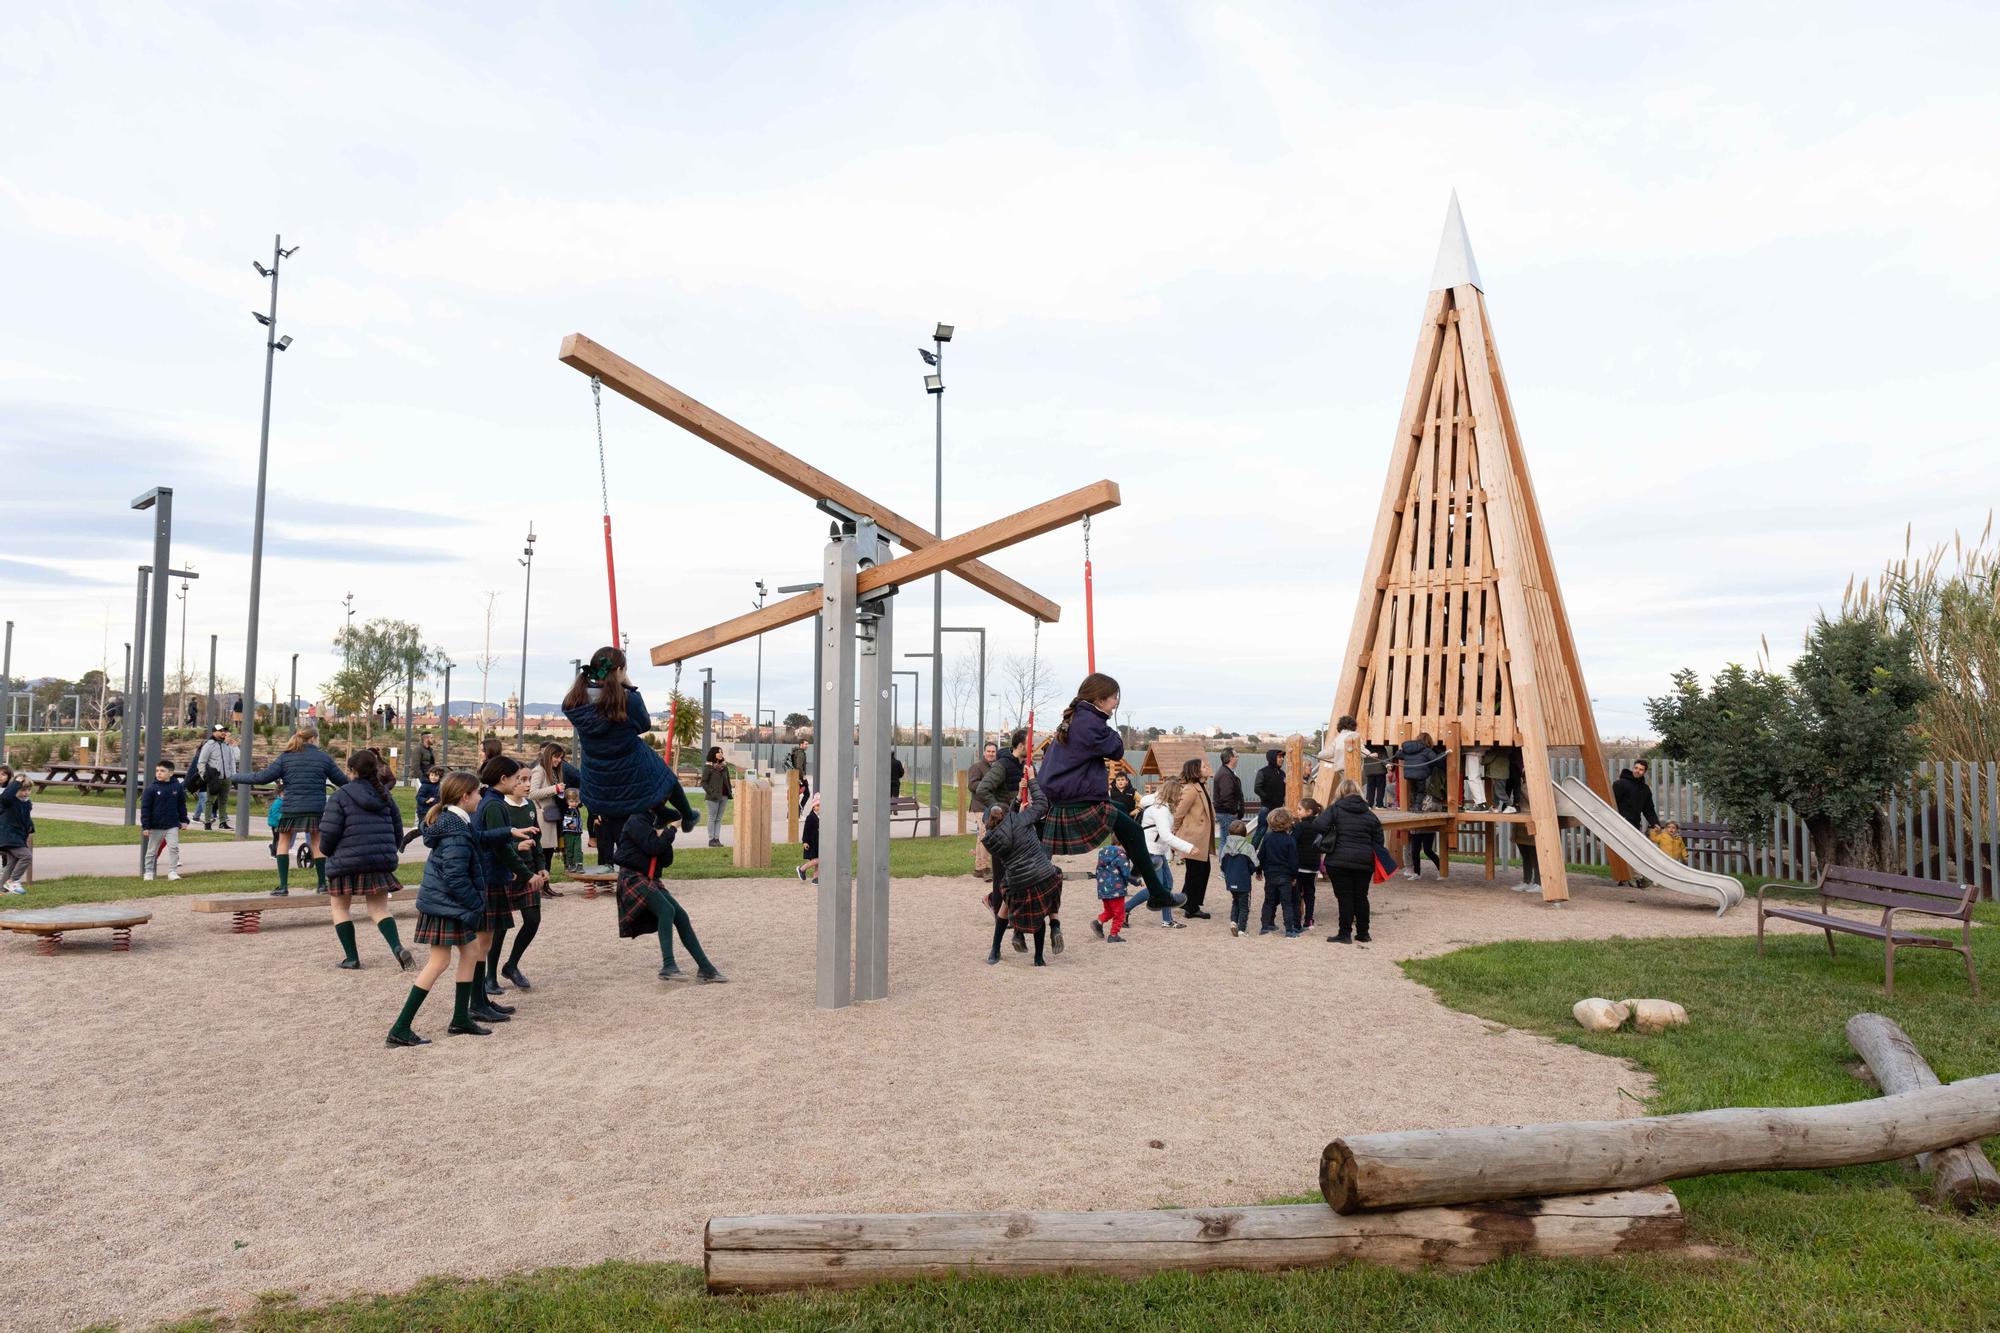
[[1825, 866, 1975, 900], [1815, 883, 1976, 916], [1761, 909, 1961, 947]]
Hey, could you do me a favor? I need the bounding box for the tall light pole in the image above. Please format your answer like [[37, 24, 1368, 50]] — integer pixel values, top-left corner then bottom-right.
[[175, 565, 193, 727], [207, 634, 218, 731], [920, 321, 952, 835], [439, 659, 453, 772], [698, 667, 714, 759], [237, 233, 297, 840], [132, 491, 175, 867], [752, 578, 767, 773], [289, 652, 299, 728], [943, 625, 986, 752], [0, 620, 11, 764], [516, 522, 536, 745]]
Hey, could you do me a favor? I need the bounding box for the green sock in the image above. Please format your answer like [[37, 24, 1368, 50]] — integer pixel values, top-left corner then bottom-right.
[[275, 855, 289, 890], [314, 857, 327, 888], [377, 918, 404, 955], [471, 961, 486, 999], [451, 980, 472, 1027], [334, 920, 359, 963], [390, 984, 428, 1038]]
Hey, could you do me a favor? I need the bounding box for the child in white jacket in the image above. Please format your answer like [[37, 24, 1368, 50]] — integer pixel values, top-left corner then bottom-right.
[[1129, 780, 1194, 928]]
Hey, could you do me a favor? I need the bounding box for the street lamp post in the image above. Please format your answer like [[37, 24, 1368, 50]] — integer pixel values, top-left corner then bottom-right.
[[238, 234, 297, 838], [698, 667, 714, 759], [206, 634, 218, 731], [752, 579, 767, 774], [942, 625, 986, 752], [0, 619, 11, 764], [439, 660, 453, 772], [289, 653, 299, 729], [516, 523, 536, 746], [175, 566, 193, 728], [919, 321, 953, 835], [131, 491, 176, 867]]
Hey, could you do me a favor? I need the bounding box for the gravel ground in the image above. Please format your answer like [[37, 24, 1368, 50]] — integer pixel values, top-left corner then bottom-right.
[[0, 870, 1780, 1331]]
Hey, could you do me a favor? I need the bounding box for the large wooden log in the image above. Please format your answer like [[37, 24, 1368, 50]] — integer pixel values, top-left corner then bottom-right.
[[704, 1189, 1683, 1292], [1846, 1012, 2000, 1212], [1321, 1073, 2000, 1213]]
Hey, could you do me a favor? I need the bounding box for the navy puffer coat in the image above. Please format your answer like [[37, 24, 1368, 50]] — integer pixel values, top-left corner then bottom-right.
[[1037, 701, 1123, 804], [415, 809, 486, 922], [238, 745, 347, 816], [564, 686, 686, 816], [319, 778, 405, 878]]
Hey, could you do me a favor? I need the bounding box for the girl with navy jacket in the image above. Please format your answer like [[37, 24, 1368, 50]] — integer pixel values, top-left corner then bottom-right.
[[317, 748, 411, 972], [237, 727, 347, 895], [1034, 673, 1176, 916], [387, 773, 492, 1046], [561, 647, 697, 860]]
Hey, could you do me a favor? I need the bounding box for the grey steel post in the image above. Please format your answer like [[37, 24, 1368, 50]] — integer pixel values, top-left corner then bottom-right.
[[855, 532, 894, 1002], [238, 233, 292, 839], [815, 536, 858, 1010], [811, 611, 822, 748], [124, 567, 149, 824], [440, 662, 452, 772], [137, 490, 173, 797], [699, 668, 713, 759], [206, 634, 217, 729], [289, 653, 298, 729], [516, 523, 535, 746], [402, 668, 415, 786], [929, 333, 945, 837], [0, 619, 11, 764], [752, 580, 767, 775]]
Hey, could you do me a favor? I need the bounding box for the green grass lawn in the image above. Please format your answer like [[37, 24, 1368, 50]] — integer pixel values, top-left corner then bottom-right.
[[25, 818, 235, 849], [133, 898, 2000, 1330]]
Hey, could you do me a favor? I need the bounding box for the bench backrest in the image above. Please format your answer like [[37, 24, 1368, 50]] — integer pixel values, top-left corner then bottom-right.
[[1677, 821, 1736, 837], [1819, 864, 1975, 918]]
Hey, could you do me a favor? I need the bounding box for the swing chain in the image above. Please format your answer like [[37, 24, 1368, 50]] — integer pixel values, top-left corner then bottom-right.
[[1082, 513, 1091, 560], [591, 375, 610, 517]]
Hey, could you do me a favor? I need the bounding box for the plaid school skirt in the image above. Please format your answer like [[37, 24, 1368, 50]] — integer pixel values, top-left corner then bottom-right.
[[413, 911, 477, 946], [1040, 801, 1117, 856], [325, 869, 400, 898], [1002, 869, 1063, 933], [274, 811, 319, 833], [494, 867, 540, 912], [480, 876, 520, 930], [616, 869, 667, 939]]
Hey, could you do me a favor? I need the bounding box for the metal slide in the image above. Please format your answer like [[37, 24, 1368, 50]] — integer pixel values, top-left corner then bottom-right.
[[1552, 776, 1746, 916]]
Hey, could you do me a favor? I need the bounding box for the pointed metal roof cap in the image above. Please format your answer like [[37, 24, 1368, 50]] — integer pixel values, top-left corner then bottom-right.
[[1428, 190, 1484, 292]]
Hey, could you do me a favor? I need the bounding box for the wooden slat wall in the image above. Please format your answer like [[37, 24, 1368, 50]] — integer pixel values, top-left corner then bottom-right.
[[1449, 756, 2000, 900]]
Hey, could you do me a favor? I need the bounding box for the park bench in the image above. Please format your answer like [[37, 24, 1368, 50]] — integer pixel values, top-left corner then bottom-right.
[[0, 904, 151, 954], [847, 795, 927, 836], [1678, 820, 1745, 866], [191, 889, 407, 934], [1757, 865, 1979, 997]]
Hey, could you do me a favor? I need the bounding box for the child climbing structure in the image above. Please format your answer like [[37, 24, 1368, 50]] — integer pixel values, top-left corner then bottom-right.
[[1315, 194, 1621, 906]]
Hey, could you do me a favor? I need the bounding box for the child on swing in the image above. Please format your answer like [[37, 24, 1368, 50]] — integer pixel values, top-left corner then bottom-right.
[[562, 646, 697, 861], [1036, 674, 1180, 942], [614, 799, 726, 982]]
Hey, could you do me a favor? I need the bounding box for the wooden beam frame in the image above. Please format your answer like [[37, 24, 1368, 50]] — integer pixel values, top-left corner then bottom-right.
[[650, 481, 1121, 665], [560, 333, 1065, 623]]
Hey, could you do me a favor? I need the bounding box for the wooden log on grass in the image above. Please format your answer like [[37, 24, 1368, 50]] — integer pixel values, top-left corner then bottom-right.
[[1846, 1012, 2000, 1212], [1321, 1073, 2000, 1213], [704, 1189, 1683, 1292]]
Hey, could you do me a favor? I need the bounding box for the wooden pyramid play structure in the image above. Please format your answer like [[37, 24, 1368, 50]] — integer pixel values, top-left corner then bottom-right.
[[1317, 194, 1619, 902]]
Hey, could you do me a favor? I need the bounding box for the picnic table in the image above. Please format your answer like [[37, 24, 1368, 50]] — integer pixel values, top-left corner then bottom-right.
[[39, 762, 129, 794]]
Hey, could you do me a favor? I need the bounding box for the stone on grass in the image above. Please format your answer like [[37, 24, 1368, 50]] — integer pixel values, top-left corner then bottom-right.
[[1619, 999, 1689, 1035], [1572, 998, 1630, 1032]]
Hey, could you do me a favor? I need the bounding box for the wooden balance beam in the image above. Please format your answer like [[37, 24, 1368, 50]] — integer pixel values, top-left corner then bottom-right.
[[0, 905, 151, 955], [704, 1189, 1684, 1292], [190, 890, 410, 934]]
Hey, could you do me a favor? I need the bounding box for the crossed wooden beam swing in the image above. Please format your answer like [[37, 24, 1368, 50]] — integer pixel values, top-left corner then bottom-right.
[[560, 333, 1117, 1010]]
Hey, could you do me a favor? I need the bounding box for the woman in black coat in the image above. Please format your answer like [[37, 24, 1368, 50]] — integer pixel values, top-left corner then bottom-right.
[[1315, 778, 1385, 944]]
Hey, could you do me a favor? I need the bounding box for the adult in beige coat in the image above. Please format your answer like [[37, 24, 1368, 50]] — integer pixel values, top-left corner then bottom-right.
[[526, 743, 570, 880], [1172, 757, 1215, 919]]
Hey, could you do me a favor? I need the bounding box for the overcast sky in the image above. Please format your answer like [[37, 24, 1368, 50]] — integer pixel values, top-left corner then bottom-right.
[[3, 1, 1995, 739]]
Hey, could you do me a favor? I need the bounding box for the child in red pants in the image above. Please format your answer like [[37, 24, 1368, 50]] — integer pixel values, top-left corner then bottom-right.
[[1092, 842, 1141, 942]]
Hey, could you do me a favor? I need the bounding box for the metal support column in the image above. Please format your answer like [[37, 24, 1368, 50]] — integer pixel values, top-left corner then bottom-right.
[[142, 493, 173, 790], [0, 620, 11, 764], [206, 634, 218, 730], [124, 568, 150, 824], [855, 531, 894, 1002], [815, 535, 859, 1010]]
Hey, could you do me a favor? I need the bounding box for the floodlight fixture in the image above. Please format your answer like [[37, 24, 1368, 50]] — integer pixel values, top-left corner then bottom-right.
[[933, 323, 954, 342], [924, 374, 943, 395], [274, 334, 292, 350], [252, 311, 271, 325], [253, 261, 271, 277]]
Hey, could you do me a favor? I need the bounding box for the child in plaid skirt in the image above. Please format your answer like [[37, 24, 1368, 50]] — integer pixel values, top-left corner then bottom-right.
[[981, 781, 1062, 966], [388, 773, 494, 1046], [614, 802, 726, 982]]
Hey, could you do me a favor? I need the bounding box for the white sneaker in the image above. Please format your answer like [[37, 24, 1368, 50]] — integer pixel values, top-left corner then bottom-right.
[[168, 871, 182, 881], [3, 881, 23, 894], [143, 872, 155, 881], [1402, 869, 1418, 880]]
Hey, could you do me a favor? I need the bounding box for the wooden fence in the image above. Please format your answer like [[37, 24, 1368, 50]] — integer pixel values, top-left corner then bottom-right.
[[1453, 757, 2000, 899]]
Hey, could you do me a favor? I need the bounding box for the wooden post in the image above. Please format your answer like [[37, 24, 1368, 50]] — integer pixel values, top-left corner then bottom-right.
[[1284, 735, 1304, 811], [1441, 721, 1461, 880], [704, 1190, 1685, 1292], [1846, 1013, 2000, 1211], [732, 776, 772, 869], [786, 768, 800, 843]]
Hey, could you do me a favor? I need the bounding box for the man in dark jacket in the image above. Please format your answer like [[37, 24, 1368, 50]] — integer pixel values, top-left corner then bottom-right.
[[417, 731, 438, 776], [965, 741, 999, 880], [973, 730, 1026, 812], [1613, 761, 1659, 831], [1252, 749, 1285, 834], [1213, 748, 1245, 848]]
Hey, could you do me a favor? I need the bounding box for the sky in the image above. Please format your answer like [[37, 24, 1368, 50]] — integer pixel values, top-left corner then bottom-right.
[[2, 0, 1995, 740]]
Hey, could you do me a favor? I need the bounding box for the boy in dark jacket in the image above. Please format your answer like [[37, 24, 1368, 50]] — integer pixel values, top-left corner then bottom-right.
[[1293, 797, 1324, 930], [1253, 750, 1285, 834], [1256, 807, 1301, 936], [0, 767, 34, 892], [140, 761, 189, 881], [415, 766, 443, 830]]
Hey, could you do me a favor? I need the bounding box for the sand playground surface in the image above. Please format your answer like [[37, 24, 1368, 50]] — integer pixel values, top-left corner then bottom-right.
[[0, 869, 1778, 1330]]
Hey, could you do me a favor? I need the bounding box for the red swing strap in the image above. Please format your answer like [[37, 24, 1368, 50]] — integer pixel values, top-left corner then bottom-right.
[[1083, 514, 1096, 674], [592, 376, 623, 646]]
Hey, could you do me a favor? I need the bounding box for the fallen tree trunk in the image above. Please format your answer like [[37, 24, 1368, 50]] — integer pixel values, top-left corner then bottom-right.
[[1321, 1073, 2000, 1214], [1846, 1012, 2000, 1212], [704, 1189, 1684, 1292]]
